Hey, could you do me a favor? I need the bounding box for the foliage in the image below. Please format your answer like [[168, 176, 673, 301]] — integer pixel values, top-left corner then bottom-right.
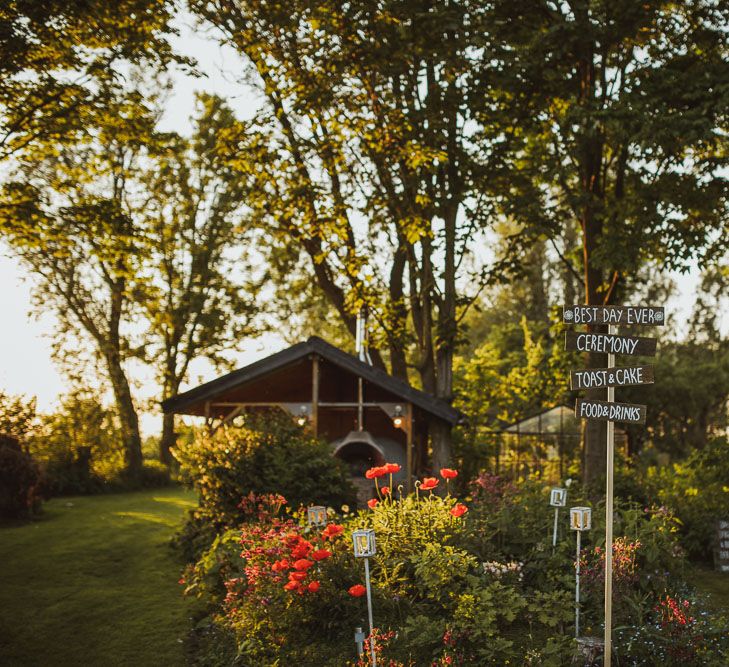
[[0, 0, 182, 161], [0, 390, 37, 441], [0, 434, 43, 519], [190, 0, 519, 471], [30, 390, 124, 494], [480, 0, 729, 483], [643, 438, 729, 560], [174, 413, 357, 533], [136, 92, 259, 464]]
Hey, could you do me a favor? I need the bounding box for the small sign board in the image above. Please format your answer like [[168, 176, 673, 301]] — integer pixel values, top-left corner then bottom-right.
[[565, 331, 657, 357], [563, 305, 665, 326], [575, 398, 647, 424], [570, 365, 654, 390], [716, 520, 729, 573]]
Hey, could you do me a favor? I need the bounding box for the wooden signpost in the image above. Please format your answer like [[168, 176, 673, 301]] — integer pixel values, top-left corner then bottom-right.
[[716, 521, 729, 573], [563, 304, 664, 666], [564, 331, 657, 356], [571, 366, 654, 390]]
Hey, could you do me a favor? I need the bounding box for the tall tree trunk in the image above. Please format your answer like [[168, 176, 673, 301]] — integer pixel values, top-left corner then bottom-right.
[[581, 220, 608, 485], [160, 412, 175, 466], [106, 354, 143, 476]]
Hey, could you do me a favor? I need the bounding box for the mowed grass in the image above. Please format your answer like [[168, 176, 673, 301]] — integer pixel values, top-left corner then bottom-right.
[[689, 565, 729, 612], [0, 486, 198, 667]]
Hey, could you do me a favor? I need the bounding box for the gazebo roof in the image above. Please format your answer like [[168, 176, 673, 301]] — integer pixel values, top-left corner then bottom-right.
[[162, 336, 461, 425]]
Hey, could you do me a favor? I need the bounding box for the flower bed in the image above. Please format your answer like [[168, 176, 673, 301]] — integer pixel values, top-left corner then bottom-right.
[[182, 467, 729, 666]]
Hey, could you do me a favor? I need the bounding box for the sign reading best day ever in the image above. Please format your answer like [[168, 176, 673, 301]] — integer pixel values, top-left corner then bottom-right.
[[563, 305, 665, 326]]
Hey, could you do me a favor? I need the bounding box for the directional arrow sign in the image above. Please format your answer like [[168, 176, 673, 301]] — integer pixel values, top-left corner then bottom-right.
[[565, 331, 656, 357], [575, 399, 647, 424], [563, 305, 664, 326], [570, 365, 654, 390]]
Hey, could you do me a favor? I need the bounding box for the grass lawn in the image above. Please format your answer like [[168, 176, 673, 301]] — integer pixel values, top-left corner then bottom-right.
[[0, 486, 198, 667], [689, 564, 729, 612]]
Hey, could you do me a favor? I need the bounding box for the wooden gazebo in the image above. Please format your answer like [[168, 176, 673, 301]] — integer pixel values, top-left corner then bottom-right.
[[162, 336, 461, 489]]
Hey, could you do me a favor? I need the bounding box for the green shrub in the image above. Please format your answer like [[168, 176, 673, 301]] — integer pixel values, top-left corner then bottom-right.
[[174, 413, 356, 531], [0, 434, 43, 519], [643, 437, 729, 561]]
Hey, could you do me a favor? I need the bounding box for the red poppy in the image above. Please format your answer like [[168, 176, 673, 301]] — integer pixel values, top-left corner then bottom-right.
[[384, 463, 401, 474], [283, 580, 301, 591], [289, 571, 307, 581], [420, 477, 439, 491], [365, 466, 387, 479], [290, 540, 313, 559], [367, 498, 379, 509], [450, 503, 468, 517], [348, 584, 367, 597], [380, 486, 390, 495], [307, 581, 320, 593], [293, 558, 314, 571], [440, 468, 459, 479], [322, 523, 344, 540], [310, 549, 332, 561], [271, 559, 290, 572]]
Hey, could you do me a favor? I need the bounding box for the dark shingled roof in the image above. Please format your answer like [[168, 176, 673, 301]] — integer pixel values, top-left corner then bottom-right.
[[162, 336, 461, 425]]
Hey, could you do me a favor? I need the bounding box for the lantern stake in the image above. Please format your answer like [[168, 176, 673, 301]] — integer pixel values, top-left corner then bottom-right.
[[605, 323, 616, 666], [576, 528, 581, 637], [553, 507, 559, 548], [364, 557, 376, 666]]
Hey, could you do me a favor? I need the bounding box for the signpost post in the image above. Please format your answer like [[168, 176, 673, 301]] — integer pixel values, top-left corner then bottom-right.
[[563, 305, 663, 666]]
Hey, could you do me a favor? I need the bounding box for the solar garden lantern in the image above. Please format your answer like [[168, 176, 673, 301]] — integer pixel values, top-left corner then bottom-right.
[[570, 507, 592, 638], [352, 529, 377, 666], [307, 505, 327, 528], [392, 405, 403, 428], [296, 405, 309, 426], [550, 487, 567, 547]]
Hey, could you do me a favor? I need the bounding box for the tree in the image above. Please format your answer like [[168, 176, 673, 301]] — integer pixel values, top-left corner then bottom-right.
[[479, 0, 729, 482], [0, 0, 181, 161], [1, 86, 259, 470], [191, 0, 503, 470], [0, 82, 161, 475], [137, 94, 258, 464]]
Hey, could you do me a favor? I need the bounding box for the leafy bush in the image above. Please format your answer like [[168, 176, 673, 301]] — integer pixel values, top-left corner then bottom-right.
[[0, 434, 43, 519], [30, 391, 126, 495], [174, 413, 356, 532], [643, 437, 729, 560]]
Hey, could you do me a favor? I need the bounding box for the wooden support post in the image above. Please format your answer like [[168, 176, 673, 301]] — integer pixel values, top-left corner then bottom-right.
[[204, 400, 212, 433], [406, 403, 413, 493], [312, 355, 320, 437]]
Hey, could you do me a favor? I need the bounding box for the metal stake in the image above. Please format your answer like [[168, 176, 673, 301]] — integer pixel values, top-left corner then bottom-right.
[[364, 557, 376, 666], [604, 324, 616, 666], [354, 627, 365, 658], [576, 529, 581, 637], [553, 507, 560, 548]]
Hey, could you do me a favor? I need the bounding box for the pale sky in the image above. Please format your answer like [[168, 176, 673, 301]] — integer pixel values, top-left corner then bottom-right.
[[0, 13, 713, 435]]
